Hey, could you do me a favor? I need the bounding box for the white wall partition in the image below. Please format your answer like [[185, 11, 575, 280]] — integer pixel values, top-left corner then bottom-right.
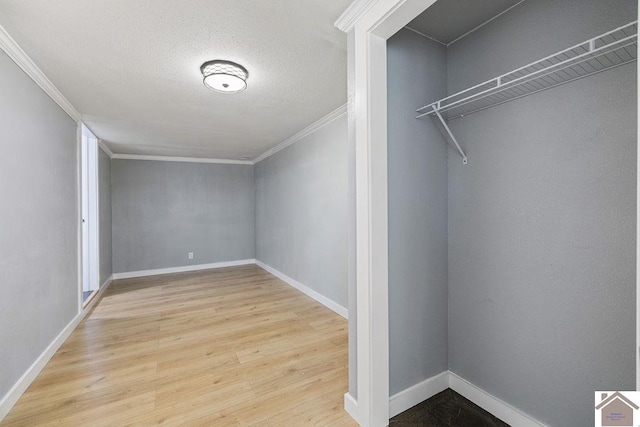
[[336, 1, 438, 425]]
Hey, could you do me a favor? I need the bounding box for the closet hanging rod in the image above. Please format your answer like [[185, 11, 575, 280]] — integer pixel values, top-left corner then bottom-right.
[[416, 21, 637, 121]]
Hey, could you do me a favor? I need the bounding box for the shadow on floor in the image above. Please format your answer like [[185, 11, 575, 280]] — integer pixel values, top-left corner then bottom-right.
[[390, 389, 510, 427]]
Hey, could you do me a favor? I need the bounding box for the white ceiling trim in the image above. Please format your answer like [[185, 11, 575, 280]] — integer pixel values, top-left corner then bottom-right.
[[446, 0, 525, 46], [98, 141, 114, 158], [0, 23, 81, 122], [334, 0, 379, 32], [112, 154, 253, 166], [253, 103, 347, 165], [404, 25, 446, 45]]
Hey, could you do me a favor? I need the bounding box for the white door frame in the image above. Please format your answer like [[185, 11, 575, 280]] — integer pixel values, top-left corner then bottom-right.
[[80, 123, 100, 297], [339, 1, 640, 425], [81, 132, 90, 293], [336, 1, 438, 425], [77, 124, 83, 311]]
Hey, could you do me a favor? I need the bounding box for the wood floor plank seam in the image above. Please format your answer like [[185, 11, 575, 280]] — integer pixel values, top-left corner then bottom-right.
[[1, 265, 355, 426]]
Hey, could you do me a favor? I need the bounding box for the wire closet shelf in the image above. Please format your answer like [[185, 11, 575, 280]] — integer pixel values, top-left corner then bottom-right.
[[417, 21, 637, 122]]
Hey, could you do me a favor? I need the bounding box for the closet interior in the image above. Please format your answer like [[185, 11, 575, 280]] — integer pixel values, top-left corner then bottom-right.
[[387, 0, 637, 426]]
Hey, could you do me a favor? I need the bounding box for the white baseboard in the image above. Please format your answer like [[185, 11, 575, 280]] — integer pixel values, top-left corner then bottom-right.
[[102, 275, 113, 289], [255, 260, 348, 319], [389, 371, 449, 418], [344, 392, 359, 423], [0, 277, 113, 422], [449, 372, 547, 427], [82, 275, 113, 314], [387, 371, 546, 426], [0, 315, 82, 421], [112, 259, 256, 280]]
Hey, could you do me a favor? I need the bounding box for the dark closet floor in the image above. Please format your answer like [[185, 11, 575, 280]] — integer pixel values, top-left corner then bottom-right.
[[390, 389, 510, 427]]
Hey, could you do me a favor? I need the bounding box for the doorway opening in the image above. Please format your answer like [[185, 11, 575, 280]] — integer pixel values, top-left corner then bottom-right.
[[81, 124, 99, 306]]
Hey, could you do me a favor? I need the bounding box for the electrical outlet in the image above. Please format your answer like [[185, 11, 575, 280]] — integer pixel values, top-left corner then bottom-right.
[[188, 252, 194, 260]]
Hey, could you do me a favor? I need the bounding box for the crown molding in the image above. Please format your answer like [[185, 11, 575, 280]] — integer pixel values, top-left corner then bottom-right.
[[111, 153, 253, 165], [446, 0, 525, 46], [98, 140, 114, 158], [0, 24, 81, 122], [334, 0, 378, 32], [403, 26, 446, 46], [253, 103, 347, 164]]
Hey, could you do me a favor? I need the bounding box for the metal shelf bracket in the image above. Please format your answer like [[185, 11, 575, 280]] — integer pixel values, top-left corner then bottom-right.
[[433, 108, 467, 165], [414, 21, 637, 166]]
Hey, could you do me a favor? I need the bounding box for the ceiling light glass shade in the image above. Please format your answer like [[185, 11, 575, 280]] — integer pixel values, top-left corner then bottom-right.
[[200, 60, 248, 93]]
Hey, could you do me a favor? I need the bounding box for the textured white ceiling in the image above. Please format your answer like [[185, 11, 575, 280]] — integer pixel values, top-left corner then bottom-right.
[[408, 0, 522, 44], [0, 0, 351, 160]]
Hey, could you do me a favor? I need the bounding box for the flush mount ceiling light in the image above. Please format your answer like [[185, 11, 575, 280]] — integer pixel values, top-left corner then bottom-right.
[[200, 60, 248, 93]]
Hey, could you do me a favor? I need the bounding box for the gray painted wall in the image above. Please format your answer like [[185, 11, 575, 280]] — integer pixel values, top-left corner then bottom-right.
[[0, 51, 79, 400], [98, 148, 112, 285], [387, 29, 449, 396], [446, 1, 636, 425], [111, 160, 255, 273], [254, 115, 348, 309]]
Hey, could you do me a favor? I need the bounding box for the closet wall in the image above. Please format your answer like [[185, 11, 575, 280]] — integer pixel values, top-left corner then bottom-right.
[[447, 1, 636, 426], [388, 0, 637, 425], [387, 29, 449, 396]]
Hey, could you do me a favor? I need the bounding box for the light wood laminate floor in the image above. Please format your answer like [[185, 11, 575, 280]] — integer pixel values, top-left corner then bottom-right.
[[2, 265, 355, 426]]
